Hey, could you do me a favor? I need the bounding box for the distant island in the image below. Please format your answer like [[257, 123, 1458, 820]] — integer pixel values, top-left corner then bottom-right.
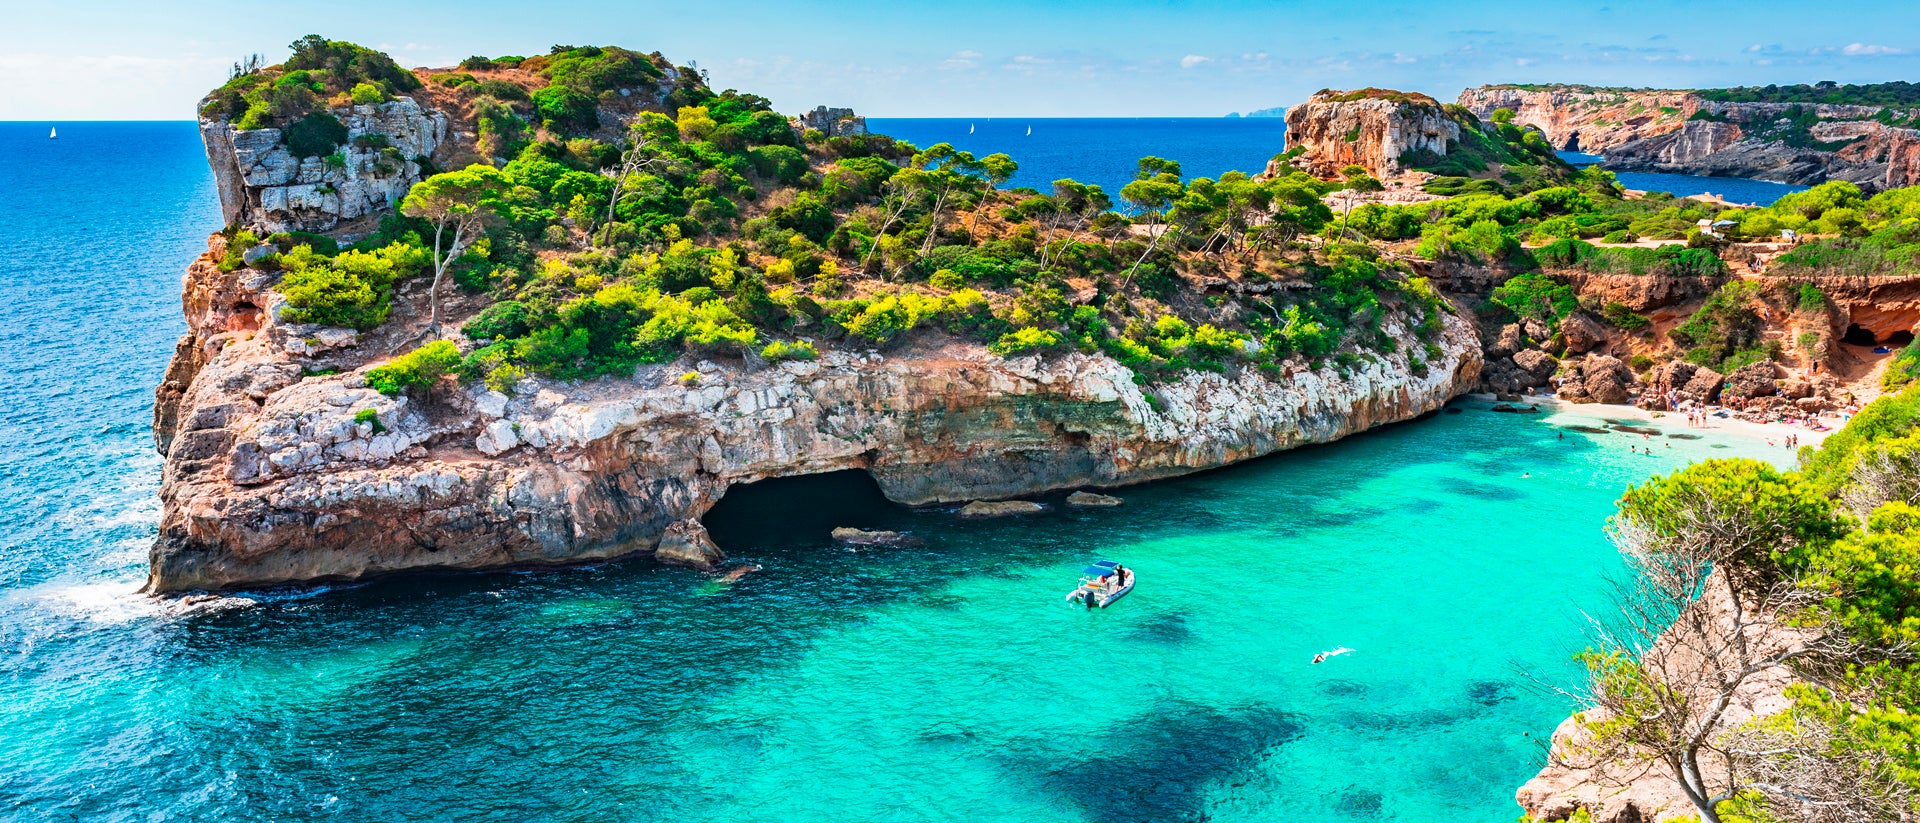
[[1224, 106, 1286, 118]]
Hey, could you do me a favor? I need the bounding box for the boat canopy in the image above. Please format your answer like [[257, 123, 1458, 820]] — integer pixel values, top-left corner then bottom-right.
[[1080, 560, 1120, 577]]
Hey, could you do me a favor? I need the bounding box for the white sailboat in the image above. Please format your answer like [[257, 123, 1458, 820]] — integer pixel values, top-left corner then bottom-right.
[[49, 126, 57, 140], [1026, 125, 1032, 136], [968, 122, 975, 134]]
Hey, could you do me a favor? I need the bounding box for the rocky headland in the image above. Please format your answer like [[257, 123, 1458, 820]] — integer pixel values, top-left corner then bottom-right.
[[1459, 84, 1920, 191], [148, 46, 1484, 594], [150, 229, 1478, 591]]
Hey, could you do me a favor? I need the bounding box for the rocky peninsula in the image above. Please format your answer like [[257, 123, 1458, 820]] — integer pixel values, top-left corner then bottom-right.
[[148, 44, 1482, 593]]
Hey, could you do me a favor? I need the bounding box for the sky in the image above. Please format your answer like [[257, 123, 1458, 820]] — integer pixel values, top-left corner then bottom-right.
[[4, 0, 1918, 120]]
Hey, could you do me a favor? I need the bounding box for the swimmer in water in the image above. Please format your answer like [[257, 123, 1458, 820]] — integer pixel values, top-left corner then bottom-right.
[[1521, 472, 1531, 478], [1312, 653, 1326, 664]]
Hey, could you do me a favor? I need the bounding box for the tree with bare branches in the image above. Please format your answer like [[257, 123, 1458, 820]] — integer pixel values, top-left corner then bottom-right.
[[1550, 458, 1858, 823]]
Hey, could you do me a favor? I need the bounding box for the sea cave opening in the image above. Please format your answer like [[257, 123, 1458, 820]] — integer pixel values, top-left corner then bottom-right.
[[701, 469, 900, 551], [1562, 132, 1582, 153], [1843, 324, 1882, 346]]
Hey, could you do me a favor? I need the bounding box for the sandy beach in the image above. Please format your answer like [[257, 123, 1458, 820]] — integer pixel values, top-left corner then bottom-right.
[[1478, 392, 1839, 448]]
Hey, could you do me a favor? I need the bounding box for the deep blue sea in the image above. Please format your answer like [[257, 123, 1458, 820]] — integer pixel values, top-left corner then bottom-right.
[[1, 121, 1801, 822]]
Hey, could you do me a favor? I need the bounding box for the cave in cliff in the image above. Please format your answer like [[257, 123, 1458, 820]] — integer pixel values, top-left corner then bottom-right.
[[1844, 323, 1916, 347], [701, 469, 901, 551]]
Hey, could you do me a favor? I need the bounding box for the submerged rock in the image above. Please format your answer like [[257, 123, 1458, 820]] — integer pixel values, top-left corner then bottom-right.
[[1066, 491, 1123, 507], [958, 500, 1046, 518], [830, 527, 923, 547]]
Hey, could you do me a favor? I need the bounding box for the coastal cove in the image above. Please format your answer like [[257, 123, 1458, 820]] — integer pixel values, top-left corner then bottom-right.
[[0, 107, 1870, 822], [0, 120, 1805, 819]]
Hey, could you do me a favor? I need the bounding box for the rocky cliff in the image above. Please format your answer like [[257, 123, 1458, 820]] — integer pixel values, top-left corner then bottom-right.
[[1456, 86, 1696, 153], [147, 235, 1483, 592], [1282, 89, 1460, 179], [1459, 85, 1920, 190], [202, 98, 452, 235]]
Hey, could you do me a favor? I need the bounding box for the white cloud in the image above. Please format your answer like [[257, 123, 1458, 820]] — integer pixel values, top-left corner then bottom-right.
[[1842, 43, 1905, 56], [1179, 54, 1211, 69], [1515, 57, 1535, 67], [940, 51, 980, 70]]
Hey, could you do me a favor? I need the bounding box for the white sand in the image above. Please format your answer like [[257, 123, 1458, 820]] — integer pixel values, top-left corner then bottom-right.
[[1483, 393, 1839, 447]]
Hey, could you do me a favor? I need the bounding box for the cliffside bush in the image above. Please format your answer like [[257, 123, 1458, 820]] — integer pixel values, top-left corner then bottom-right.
[[278, 242, 428, 330], [366, 340, 461, 395]]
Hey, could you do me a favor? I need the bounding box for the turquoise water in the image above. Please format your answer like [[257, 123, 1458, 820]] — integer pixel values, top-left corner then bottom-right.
[[0, 122, 1803, 821]]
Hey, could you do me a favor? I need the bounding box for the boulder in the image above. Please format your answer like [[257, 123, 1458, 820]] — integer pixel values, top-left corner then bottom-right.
[[1560, 312, 1608, 355], [1522, 317, 1553, 343], [1489, 403, 1538, 414], [830, 527, 924, 547], [1488, 323, 1526, 360], [1481, 359, 1529, 395], [1722, 361, 1781, 402], [958, 500, 1045, 518], [1066, 491, 1123, 507], [1512, 349, 1558, 382], [1560, 354, 1634, 405], [1583, 355, 1635, 405], [655, 519, 726, 571], [1681, 366, 1724, 404], [1779, 377, 1812, 400]]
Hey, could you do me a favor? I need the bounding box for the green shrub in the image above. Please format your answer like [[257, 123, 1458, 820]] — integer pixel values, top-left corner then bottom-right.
[[284, 111, 348, 158], [278, 242, 428, 330], [349, 83, 385, 105], [989, 327, 1064, 356], [477, 79, 529, 101], [748, 145, 809, 185], [366, 340, 461, 396], [761, 340, 819, 362], [1490, 272, 1577, 322], [1601, 301, 1651, 331], [352, 407, 385, 433], [1885, 341, 1920, 391], [532, 85, 598, 133], [219, 229, 262, 272]]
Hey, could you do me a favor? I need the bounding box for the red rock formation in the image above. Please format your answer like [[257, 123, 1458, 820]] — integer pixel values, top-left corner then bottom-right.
[[1281, 89, 1459, 179], [1456, 86, 1697, 153]]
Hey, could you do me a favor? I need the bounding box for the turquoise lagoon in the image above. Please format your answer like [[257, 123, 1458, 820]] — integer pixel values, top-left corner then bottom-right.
[[0, 122, 1802, 821]]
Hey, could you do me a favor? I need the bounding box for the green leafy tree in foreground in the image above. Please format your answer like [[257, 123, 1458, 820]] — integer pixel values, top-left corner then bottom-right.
[[401, 165, 509, 334]]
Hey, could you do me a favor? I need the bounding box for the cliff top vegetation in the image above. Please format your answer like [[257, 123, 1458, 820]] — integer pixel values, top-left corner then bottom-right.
[[209, 38, 1462, 396]]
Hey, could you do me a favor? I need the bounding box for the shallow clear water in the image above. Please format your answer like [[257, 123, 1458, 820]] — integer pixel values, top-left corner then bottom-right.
[[0, 122, 1803, 821]]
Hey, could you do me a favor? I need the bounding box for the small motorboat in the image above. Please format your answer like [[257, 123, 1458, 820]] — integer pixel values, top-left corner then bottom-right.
[[1065, 559, 1133, 608]]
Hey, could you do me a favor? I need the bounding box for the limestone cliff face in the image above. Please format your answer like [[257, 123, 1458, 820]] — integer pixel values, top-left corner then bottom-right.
[[147, 238, 1483, 593], [1282, 90, 1460, 179], [201, 99, 452, 235], [1458, 85, 1920, 190], [1456, 87, 1697, 153]]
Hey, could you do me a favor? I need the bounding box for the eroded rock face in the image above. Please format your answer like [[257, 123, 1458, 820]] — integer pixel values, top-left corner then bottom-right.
[[1458, 85, 1920, 191], [201, 98, 452, 234], [1559, 312, 1607, 355], [148, 241, 1486, 593], [1281, 90, 1460, 179], [1457, 86, 1696, 153]]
